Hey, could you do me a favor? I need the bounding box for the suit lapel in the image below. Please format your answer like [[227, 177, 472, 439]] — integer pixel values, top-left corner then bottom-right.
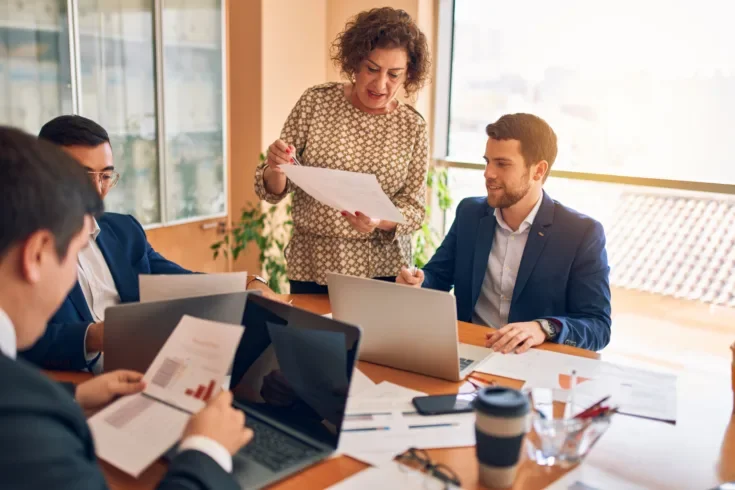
[[511, 192, 555, 305], [68, 282, 93, 321], [471, 206, 496, 307], [96, 222, 138, 302]]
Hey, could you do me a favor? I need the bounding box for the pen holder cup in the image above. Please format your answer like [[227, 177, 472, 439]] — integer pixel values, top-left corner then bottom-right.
[[526, 414, 611, 467]]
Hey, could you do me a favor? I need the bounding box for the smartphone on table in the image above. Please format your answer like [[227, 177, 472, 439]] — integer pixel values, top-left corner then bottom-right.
[[412, 392, 478, 416]]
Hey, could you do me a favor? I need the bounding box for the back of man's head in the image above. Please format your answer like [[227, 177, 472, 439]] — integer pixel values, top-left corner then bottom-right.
[[39, 115, 110, 148], [0, 126, 104, 261]]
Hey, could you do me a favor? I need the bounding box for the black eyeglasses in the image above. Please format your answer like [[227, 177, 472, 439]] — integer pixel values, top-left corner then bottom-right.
[[396, 447, 461, 488]]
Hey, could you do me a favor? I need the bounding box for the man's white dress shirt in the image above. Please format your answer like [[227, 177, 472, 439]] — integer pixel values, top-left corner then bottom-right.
[[472, 195, 543, 328]]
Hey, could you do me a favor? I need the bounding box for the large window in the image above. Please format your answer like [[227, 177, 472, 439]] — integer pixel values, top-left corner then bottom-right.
[[447, 0, 735, 185], [437, 0, 735, 309], [0, 0, 226, 227]]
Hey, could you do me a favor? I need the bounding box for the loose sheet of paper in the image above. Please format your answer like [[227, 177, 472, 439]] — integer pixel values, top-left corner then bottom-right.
[[345, 381, 425, 414], [474, 349, 602, 382], [543, 463, 649, 490], [326, 462, 461, 490], [339, 382, 475, 463], [348, 367, 376, 398], [477, 349, 677, 423], [139, 272, 247, 303], [282, 165, 406, 223], [339, 410, 475, 455], [89, 316, 245, 476], [143, 315, 245, 413], [89, 394, 189, 477], [548, 363, 678, 423]]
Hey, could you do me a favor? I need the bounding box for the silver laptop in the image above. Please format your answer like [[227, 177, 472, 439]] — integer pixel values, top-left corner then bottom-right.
[[229, 294, 362, 489], [327, 273, 493, 381], [104, 291, 254, 373]]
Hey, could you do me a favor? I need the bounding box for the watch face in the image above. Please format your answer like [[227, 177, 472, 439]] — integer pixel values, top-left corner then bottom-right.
[[540, 320, 554, 338]]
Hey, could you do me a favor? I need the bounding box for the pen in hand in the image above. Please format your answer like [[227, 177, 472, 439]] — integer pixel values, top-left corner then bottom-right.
[[290, 151, 302, 166]]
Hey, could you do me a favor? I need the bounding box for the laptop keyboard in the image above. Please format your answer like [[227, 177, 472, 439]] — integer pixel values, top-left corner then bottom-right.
[[240, 416, 321, 472], [459, 357, 474, 371]]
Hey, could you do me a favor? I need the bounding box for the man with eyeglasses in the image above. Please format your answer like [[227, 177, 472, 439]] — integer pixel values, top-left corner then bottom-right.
[[20, 115, 278, 372]]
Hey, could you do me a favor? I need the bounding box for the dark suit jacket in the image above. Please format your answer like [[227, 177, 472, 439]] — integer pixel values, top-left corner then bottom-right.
[[422, 192, 611, 351], [0, 354, 238, 490], [20, 213, 192, 370]]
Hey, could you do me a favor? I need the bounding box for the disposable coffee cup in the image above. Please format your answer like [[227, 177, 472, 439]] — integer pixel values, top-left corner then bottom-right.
[[474, 386, 530, 488]]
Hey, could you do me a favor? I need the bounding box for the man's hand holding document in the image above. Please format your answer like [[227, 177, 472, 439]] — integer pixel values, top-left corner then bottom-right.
[[88, 315, 249, 477], [281, 165, 406, 224]]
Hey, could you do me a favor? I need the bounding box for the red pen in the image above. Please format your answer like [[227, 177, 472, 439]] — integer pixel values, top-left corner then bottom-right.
[[578, 406, 607, 419], [573, 396, 610, 419]]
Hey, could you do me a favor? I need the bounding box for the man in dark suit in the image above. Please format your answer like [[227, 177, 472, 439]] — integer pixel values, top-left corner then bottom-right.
[[21, 115, 277, 371], [0, 127, 252, 489], [398, 113, 611, 352]]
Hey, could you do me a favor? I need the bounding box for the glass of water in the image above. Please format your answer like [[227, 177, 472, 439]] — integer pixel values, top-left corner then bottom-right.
[[526, 414, 612, 467]]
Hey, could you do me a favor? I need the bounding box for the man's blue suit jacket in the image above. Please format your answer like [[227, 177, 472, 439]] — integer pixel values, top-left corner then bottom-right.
[[422, 192, 611, 351], [20, 213, 192, 370]]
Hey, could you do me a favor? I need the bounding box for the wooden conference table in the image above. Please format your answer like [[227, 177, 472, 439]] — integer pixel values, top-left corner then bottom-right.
[[48, 294, 735, 490]]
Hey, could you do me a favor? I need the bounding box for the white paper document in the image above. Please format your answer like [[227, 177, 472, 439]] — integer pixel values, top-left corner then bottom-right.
[[339, 382, 475, 463], [89, 315, 244, 477], [348, 367, 376, 399], [88, 394, 191, 477], [345, 381, 425, 414], [139, 272, 247, 303], [543, 464, 648, 490], [475, 349, 602, 382], [476, 348, 677, 423], [326, 462, 461, 490], [282, 165, 406, 224], [548, 363, 678, 424]]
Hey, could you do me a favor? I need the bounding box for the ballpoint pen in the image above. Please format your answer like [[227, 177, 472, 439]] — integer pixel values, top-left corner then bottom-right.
[[409, 258, 419, 277], [573, 396, 610, 419], [289, 149, 302, 166], [466, 375, 496, 391]]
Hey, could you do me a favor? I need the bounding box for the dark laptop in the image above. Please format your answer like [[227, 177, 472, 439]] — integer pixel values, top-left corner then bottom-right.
[[104, 292, 254, 373], [228, 294, 362, 489]]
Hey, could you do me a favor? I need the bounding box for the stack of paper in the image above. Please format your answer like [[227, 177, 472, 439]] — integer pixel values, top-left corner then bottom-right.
[[338, 382, 475, 466], [474, 349, 678, 423], [88, 315, 244, 477]]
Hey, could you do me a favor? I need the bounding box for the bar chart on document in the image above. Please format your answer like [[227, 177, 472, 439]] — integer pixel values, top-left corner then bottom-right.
[[143, 315, 245, 413], [149, 357, 217, 402]]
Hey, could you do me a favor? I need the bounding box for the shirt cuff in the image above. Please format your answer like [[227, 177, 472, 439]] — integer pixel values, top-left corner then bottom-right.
[[178, 435, 233, 473], [83, 324, 103, 373]]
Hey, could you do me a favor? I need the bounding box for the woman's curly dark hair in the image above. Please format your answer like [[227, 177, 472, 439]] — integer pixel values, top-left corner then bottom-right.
[[331, 7, 431, 96]]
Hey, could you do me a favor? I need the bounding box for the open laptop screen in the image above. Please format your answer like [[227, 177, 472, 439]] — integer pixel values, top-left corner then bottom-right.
[[229, 295, 360, 448]]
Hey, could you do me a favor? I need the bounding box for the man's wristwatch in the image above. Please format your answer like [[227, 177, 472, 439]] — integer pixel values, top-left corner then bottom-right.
[[246, 275, 268, 288], [537, 319, 557, 341]]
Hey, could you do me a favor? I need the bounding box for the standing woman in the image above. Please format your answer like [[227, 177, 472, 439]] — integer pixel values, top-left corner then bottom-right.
[[254, 7, 431, 294]]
